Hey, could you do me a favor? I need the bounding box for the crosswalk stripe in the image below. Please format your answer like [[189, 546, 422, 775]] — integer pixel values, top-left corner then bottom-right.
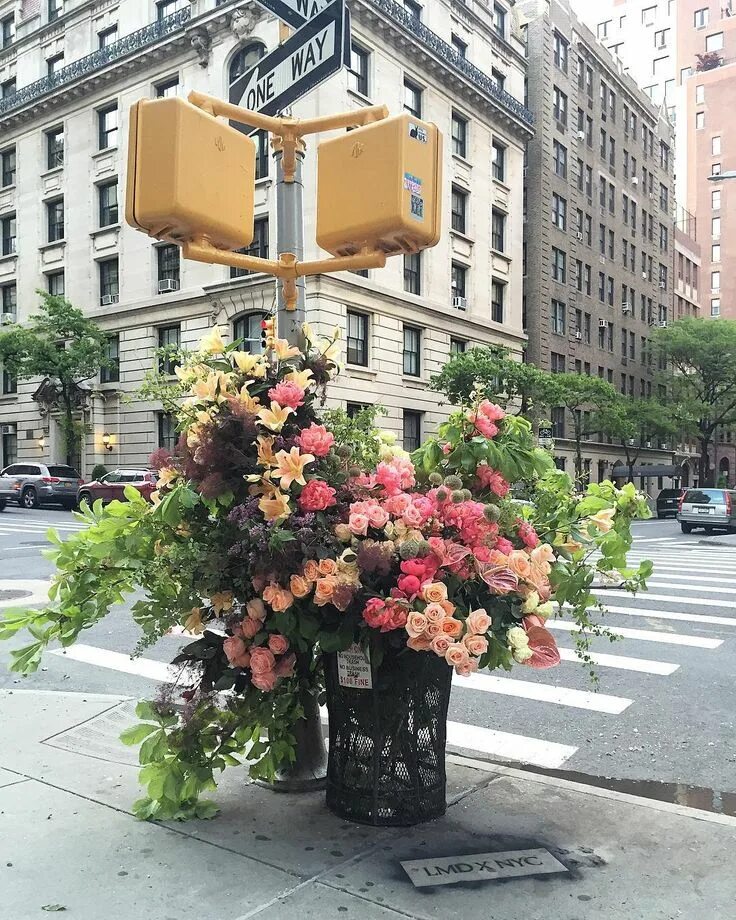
[[451, 672, 631, 713], [50, 645, 177, 681], [595, 589, 732, 609], [547, 619, 723, 648], [643, 581, 735, 596], [569, 604, 736, 628], [635, 573, 736, 584], [0, 523, 87, 532], [556, 646, 679, 675]]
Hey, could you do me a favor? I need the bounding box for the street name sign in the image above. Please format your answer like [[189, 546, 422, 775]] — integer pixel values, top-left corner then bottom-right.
[[229, 0, 348, 116]]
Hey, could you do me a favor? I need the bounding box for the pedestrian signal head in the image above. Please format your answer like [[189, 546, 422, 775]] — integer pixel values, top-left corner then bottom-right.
[[261, 316, 276, 350], [315, 113, 442, 257], [126, 97, 256, 251]]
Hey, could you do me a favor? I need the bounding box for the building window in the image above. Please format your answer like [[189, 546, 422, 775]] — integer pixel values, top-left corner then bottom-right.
[[450, 338, 467, 355], [98, 103, 118, 150], [551, 352, 566, 374], [46, 198, 64, 242], [1, 78, 16, 100], [98, 25, 118, 49], [403, 326, 421, 377], [712, 216, 721, 237], [1, 282, 16, 319], [451, 262, 467, 301], [158, 325, 181, 375], [232, 313, 267, 354], [491, 280, 505, 323], [157, 244, 180, 290], [46, 127, 64, 169], [403, 410, 422, 452], [712, 136, 721, 156], [492, 3, 506, 38], [712, 271, 721, 291], [712, 162, 722, 177], [158, 413, 177, 451], [551, 247, 566, 283], [654, 28, 669, 48], [711, 298, 721, 316], [155, 76, 179, 98], [1, 14, 14, 49], [231, 216, 269, 278], [2, 365, 17, 395], [491, 68, 506, 90], [0, 147, 15, 187], [553, 86, 568, 125], [47, 53, 64, 76], [491, 208, 506, 250], [551, 194, 566, 231], [156, 0, 187, 19], [451, 33, 467, 58], [403, 79, 422, 118], [694, 8, 709, 28], [706, 32, 724, 51], [451, 111, 467, 158], [551, 299, 566, 336], [597, 20, 610, 39], [451, 185, 468, 234], [99, 257, 119, 304], [403, 0, 421, 18], [712, 189, 721, 210], [553, 139, 567, 178], [100, 334, 120, 384], [551, 407, 565, 438], [48, 0, 63, 22], [348, 43, 369, 96], [47, 271, 64, 296], [553, 32, 568, 72], [404, 252, 421, 294], [491, 141, 505, 182], [98, 180, 118, 227], [695, 84, 705, 104], [346, 311, 368, 366]]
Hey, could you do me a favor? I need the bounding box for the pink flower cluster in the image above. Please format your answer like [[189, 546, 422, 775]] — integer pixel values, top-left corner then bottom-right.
[[374, 456, 416, 496], [268, 381, 305, 410], [395, 556, 440, 599], [296, 423, 334, 457], [467, 401, 506, 439], [517, 520, 540, 549], [348, 499, 390, 535], [362, 597, 409, 632], [476, 464, 510, 497], [298, 479, 337, 512], [223, 599, 296, 691], [403, 592, 492, 676]]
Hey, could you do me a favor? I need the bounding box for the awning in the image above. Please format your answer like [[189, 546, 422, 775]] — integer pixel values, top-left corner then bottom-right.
[[611, 464, 683, 477]]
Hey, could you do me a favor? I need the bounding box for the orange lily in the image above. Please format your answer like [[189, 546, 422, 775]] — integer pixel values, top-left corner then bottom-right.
[[257, 435, 277, 467], [272, 447, 315, 489], [257, 401, 294, 432], [259, 487, 292, 521]]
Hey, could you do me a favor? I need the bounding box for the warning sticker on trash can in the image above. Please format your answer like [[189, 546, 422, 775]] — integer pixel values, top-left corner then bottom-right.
[[337, 643, 373, 689]]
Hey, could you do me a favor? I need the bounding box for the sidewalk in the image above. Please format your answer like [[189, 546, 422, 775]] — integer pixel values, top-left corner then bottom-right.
[[1, 689, 734, 920]]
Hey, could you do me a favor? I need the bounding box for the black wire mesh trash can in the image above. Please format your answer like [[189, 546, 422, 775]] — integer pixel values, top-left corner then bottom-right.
[[324, 648, 452, 826]]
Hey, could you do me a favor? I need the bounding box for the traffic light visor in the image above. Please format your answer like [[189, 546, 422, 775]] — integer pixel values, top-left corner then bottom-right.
[[126, 97, 255, 251]]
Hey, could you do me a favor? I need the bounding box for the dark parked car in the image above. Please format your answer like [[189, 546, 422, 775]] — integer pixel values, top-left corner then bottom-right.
[[656, 488, 684, 519], [677, 488, 736, 533], [77, 469, 159, 506], [0, 462, 83, 510]]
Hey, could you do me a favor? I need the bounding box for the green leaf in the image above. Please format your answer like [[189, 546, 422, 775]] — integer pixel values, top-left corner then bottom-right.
[[9, 641, 43, 673], [41, 905, 67, 912], [135, 700, 158, 721], [194, 800, 220, 820], [120, 723, 159, 746]]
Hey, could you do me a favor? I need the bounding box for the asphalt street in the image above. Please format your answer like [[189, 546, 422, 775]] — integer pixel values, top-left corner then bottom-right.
[[1, 504, 735, 804]]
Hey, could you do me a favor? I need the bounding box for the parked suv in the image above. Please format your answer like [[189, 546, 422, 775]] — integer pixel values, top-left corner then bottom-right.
[[677, 488, 736, 533], [656, 488, 684, 519], [0, 463, 83, 510], [77, 469, 158, 506]]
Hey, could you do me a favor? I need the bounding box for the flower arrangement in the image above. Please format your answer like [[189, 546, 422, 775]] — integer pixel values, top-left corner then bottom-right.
[[0, 324, 651, 821]]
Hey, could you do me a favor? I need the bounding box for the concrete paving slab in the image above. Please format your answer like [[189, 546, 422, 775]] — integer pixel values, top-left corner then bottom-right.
[[321, 772, 736, 919], [0, 778, 300, 920], [0, 766, 27, 789], [242, 880, 412, 920]]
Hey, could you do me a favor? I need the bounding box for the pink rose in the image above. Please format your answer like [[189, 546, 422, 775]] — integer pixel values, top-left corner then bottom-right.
[[251, 669, 278, 692], [268, 381, 305, 409], [425, 621, 443, 639], [454, 658, 479, 677], [406, 611, 428, 638], [296, 424, 335, 457], [466, 608, 492, 635], [249, 646, 276, 675], [241, 618, 261, 639], [445, 643, 470, 669], [298, 479, 337, 512], [223, 636, 250, 668], [424, 602, 446, 624], [268, 634, 289, 655], [349, 513, 369, 536], [274, 652, 296, 678], [402, 505, 424, 528], [430, 634, 451, 656], [367, 505, 390, 529], [463, 634, 489, 656], [407, 635, 433, 651]]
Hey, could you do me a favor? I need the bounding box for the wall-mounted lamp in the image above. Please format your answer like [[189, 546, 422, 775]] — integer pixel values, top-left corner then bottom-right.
[[37, 435, 46, 451], [102, 432, 114, 452]]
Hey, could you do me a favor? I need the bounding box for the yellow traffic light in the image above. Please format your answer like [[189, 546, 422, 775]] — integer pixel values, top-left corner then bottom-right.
[[260, 316, 277, 350], [315, 113, 442, 257], [126, 97, 256, 251]]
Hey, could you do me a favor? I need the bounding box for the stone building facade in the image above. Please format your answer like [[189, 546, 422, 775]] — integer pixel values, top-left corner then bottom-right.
[[0, 0, 532, 473]]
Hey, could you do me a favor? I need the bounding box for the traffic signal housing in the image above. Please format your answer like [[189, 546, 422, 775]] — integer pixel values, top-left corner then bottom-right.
[[261, 316, 276, 350], [315, 113, 442, 257], [126, 97, 256, 251]]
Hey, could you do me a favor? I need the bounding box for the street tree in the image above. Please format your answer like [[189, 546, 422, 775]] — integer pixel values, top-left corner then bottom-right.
[[0, 293, 112, 467], [653, 317, 736, 486], [592, 397, 678, 483]]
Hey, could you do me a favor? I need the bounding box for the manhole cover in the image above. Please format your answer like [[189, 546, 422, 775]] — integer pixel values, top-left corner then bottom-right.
[[0, 590, 28, 601], [43, 699, 141, 767]]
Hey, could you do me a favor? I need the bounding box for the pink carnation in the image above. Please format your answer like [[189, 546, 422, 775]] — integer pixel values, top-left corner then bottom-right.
[[297, 424, 334, 457], [268, 381, 305, 410], [298, 479, 337, 512]]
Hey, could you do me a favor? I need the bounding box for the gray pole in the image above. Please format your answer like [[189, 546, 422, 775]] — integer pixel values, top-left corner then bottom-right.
[[274, 147, 306, 348]]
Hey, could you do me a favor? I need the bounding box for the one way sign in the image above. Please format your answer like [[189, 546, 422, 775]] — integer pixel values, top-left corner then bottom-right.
[[229, 0, 348, 116]]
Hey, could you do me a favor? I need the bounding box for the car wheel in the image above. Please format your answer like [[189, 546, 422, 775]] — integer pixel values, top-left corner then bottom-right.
[[77, 491, 93, 507], [680, 522, 693, 534], [22, 488, 39, 509]]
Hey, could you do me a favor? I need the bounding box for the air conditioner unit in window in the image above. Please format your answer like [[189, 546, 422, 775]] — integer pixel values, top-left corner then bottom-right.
[[158, 279, 180, 294], [101, 294, 119, 306], [659, 281, 666, 289], [622, 302, 632, 313], [599, 319, 608, 328], [0, 425, 14, 435], [659, 320, 668, 328], [631, 176, 639, 185], [577, 130, 585, 140], [574, 330, 582, 341], [642, 271, 648, 280], [0, 313, 15, 325], [576, 231, 583, 240], [452, 296, 467, 310], [645, 440, 652, 448]]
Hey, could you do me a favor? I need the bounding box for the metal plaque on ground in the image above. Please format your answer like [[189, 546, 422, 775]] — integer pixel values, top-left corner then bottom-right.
[[400, 848, 569, 887]]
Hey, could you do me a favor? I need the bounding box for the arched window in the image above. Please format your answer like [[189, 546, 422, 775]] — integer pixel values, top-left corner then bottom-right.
[[228, 43, 268, 178], [233, 312, 267, 354]]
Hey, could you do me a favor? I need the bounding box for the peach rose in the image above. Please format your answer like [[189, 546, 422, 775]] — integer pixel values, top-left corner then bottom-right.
[[425, 621, 443, 639], [251, 669, 278, 692], [405, 611, 429, 638], [241, 618, 260, 639], [407, 635, 433, 651], [441, 617, 463, 638], [318, 558, 338, 576], [314, 576, 337, 606], [223, 636, 250, 668], [268, 634, 289, 655], [290, 574, 311, 599], [424, 602, 446, 624], [463, 634, 489, 656], [335, 523, 353, 543], [246, 598, 267, 621], [263, 584, 294, 612], [440, 600, 456, 616], [430, 634, 452, 657], [445, 643, 470, 669], [249, 646, 276, 675], [531, 543, 554, 574], [508, 550, 532, 579], [466, 608, 492, 635], [303, 560, 320, 581], [422, 582, 448, 604], [454, 658, 479, 677]]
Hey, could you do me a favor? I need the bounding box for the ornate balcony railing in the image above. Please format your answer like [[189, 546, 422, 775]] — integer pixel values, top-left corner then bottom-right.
[[366, 0, 534, 126], [0, 8, 191, 117]]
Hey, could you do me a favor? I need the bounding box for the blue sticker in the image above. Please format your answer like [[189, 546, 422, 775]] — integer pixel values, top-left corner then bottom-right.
[[403, 172, 422, 193], [410, 194, 425, 220]]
